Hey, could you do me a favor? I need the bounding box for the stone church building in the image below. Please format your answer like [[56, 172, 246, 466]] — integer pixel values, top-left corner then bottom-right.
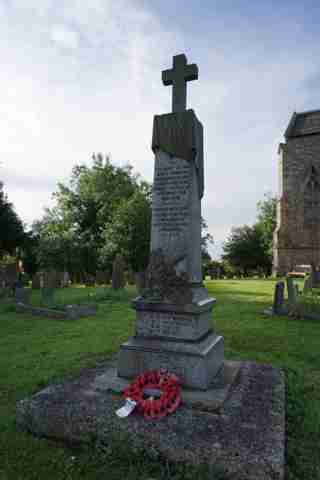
[[273, 109, 320, 275]]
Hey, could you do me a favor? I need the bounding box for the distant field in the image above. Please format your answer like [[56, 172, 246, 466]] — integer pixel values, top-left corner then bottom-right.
[[0, 280, 319, 479]]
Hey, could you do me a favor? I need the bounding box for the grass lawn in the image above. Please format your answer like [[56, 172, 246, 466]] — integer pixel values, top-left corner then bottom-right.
[[1, 280, 319, 479]]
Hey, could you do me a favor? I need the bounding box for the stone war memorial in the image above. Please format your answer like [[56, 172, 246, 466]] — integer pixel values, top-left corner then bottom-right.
[[273, 109, 320, 275], [16, 54, 285, 479]]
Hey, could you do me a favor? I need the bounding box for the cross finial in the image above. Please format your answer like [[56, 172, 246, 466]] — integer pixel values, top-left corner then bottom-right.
[[162, 54, 198, 113]]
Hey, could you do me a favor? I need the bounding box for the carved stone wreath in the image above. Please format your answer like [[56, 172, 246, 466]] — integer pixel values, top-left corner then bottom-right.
[[142, 249, 192, 305]]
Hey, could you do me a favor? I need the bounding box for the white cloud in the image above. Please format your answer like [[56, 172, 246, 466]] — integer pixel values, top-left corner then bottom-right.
[[51, 25, 79, 50]]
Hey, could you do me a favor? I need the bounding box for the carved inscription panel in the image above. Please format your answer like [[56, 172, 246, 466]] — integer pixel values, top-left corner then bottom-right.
[[131, 351, 201, 384], [152, 155, 191, 235], [135, 310, 211, 340]]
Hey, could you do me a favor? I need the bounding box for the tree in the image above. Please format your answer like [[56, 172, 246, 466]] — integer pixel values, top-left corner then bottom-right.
[[0, 181, 24, 259], [20, 230, 40, 276], [222, 224, 271, 276], [100, 186, 152, 273], [256, 193, 277, 257], [34, 154, 151, 276]]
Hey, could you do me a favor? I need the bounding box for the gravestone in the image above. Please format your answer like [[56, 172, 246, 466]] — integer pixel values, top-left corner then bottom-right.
[[95, 271, 105, 286], [112, 254, 126, 290], [273, 281, 285, 314], [42, 271, 60, 306], [134, 270, 146, 294], [15, 287, 31, 305], [84, 274, 95, 287], [31, 273, 41, 289], [286, 276, 296, 305], [62, 271, 70, 287], [303, 275, 312, 293], [3, 263, 17, 290], [117, 54, 224, 390]]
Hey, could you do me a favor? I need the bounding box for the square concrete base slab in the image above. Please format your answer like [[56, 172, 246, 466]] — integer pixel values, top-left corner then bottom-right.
[[16, 358, 285, 480]]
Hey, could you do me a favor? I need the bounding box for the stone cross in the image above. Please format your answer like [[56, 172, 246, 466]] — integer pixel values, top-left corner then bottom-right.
[[162, 54, 198, 113]]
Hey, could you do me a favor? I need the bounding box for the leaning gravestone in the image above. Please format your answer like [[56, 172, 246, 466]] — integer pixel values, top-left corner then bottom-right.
[[112, 254, 126, 290], [117, 54, 223, 389]]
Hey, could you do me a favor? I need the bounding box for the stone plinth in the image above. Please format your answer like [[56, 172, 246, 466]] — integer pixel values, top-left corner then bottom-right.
[[118, 294, 224, 390]]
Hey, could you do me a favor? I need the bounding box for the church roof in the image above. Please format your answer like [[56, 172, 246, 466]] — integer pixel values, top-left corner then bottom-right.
[[285, 109, 320, 138]]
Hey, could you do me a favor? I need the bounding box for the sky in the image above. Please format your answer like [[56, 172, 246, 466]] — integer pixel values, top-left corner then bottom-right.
[[1, 0, 320, 258]]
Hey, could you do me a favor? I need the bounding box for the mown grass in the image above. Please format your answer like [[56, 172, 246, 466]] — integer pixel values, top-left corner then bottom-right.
[[0, 280, 319, 479]]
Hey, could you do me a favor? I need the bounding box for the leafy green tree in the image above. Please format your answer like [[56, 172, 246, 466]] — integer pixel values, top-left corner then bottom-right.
[[20, 231, 40, 276], [0, 181, 24, 259], [100, 186, 152, 273], [34, 154, 150, 276], [222, 224, 271, 276], [256, 193, 277, 257]]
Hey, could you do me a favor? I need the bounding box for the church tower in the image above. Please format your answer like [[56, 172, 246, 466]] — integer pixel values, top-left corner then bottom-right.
[[273, 109, 320, 275]]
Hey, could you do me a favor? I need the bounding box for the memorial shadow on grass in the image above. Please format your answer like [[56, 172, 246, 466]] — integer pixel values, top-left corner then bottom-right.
[[0, 281, 319, 479]]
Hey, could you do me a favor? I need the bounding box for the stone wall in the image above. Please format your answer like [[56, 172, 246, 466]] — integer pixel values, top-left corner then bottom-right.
[[273, 111, 320, 275]]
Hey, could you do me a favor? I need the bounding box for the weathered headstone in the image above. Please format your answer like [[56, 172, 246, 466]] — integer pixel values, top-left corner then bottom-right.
[[286, 276, 296, 305], [112, 255, 126, 290], [31, 273, 41, 290], [84, 274, 95, 287], [134, 271, 146, 293], [15, 287, 31, 305], [3, 263, 17, 290], [117, 54, 224, 390], [303, 275, 312, 293], [95, 271, 105, 286], [62, 271, 70, 288], [42, 271, 60, 306], [273, 281, 285, 314]]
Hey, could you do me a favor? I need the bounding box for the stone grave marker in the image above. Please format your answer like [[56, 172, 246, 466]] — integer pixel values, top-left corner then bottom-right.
[[15, 287, 31, 305], [273, 281, 285, 314], [32, 273, 41, 290], [84, 274, 95, 287], [286, 276, 296, 305], [117, 53, 224, 390], [112, 254, 126, 290], [95, 271, 105, 285], [42, 271, 60, 306], [303, 275, 312, 293], [134, 271, 146, 294], [3, 263, 17, 290], [62, 271, 70, 287]]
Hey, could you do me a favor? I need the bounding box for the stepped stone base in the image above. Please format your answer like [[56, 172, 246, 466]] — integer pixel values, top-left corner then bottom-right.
[[117, 296, 224, 390]]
